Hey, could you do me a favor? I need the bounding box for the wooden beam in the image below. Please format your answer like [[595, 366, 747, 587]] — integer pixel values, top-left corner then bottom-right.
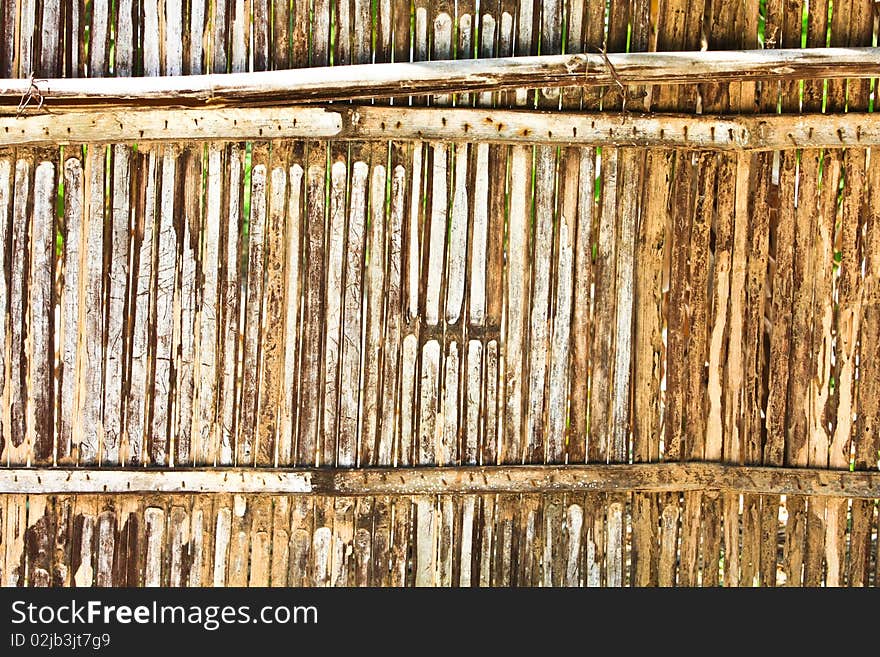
[[1, 48, 877, 109], [2, 105, 880, 150], [1, 463, 878, 498]]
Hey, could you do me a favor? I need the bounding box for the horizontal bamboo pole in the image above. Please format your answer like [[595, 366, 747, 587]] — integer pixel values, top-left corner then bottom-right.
[[1, 463, 878, 498], [0, 48, 877, 109], [3, 105, 879, 150]]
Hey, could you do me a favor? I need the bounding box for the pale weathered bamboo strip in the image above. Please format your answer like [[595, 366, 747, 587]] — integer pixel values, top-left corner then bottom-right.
[[239, 155, 268, 466], [5, 156, 29, 465], [439, 343, 459, 466], [361, 163, 386, 466], [405, 144, 422, 322], [142, 0, 161, 77], [424, 143, 448, 326], [766, 149, 796, 466], [46, 495, 70, 586], [28, 157, 54, 464], [567, 146, 593, 464], [338, 160, 369, 467], [722, 154, 751, 465], [297, 145, 327, 465], [704, 153, 735, 465], [546, 147, 576, 464], [15, 0, 35, 78], [372, 496, 391, 585], [540, 3, 574, 409], [88, 0, 110, 76], [38, 0, 62, 77], [151, 145, 178, 466], [143, 505, 165, 586], [126, 151, 157, 466], [684, 153, 715, 462], [0, 2, 13, 78], [457, 494, 475, 586], [249, 497, 272, 586], [165, 0, 183, 74], [1, 495, 24, 585], [211, 503, 232, 585], [782, 150, 822, 464], [437, 495, 454, 586], [209, 0, 228, 74], [1, 48, 877, 109], [287, 496, 312, 585], [565, 500, 585, 586], [544, 495, 564, 586], [527, 145, 555, 463], [279, 164, 305, 466], [103, 145, 131, 465], [399, 334, 418, 466], [857, 160, 880, 470], [519, 495, 541, 585], [475, 494, 494, 586], [353, 496, 372, 586], [378, 163, 405, 465], [464, 341, 482, 465], [322, 157, 347, 465], [188, 0, 207, 75], [189, 495, 211, 586], [432, 3, 453, 106], [606, 500, 624, 587], [493, 495, 514, 584], [70, 497, 96, 586], [175, 147, 201, 466], [483, 340, 499, 465], [0, 157, 10, 463], [80, 149, 105, 465], [311, 0, 331, 67], [445, 142, 468, 324], [227, 494, 250, 586], [664, 151, 695, 462], [468, 143, 489, 326], [22, 489, 48, 586], [589, 147, 618, 463], [309, 497, 330, 585], [219, 145, 244, 466], [456, 0, 475, 107], [418, 340, 441, 465], [168, 504, 188, 586], [270, 495, 290, 586], [632, 149, 665, 465], [252, 0, 269, 72], [610, 147, 640, 463], [230, 0, 249, 74], [831, 149, 866, 473], [256, 151, 290, 467], [413, 495, 436, 586], [502, 145, 530, 464], [513, 0, 535, 107], [803, 151, 841, 586], [196, 145, 223, 465]]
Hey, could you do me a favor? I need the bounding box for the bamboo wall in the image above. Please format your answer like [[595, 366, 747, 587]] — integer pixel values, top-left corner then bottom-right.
[[0, 0, 878, 586]]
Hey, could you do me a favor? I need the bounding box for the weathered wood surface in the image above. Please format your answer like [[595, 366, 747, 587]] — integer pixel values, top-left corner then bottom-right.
[[1, 48, 878, 109], [4, 105, 880, 150], [0, 0, 878, 589], [1, 463, 878, 499]]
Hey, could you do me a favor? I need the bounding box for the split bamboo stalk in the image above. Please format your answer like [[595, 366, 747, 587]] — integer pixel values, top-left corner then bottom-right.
[[0, 48, 877, 109]]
